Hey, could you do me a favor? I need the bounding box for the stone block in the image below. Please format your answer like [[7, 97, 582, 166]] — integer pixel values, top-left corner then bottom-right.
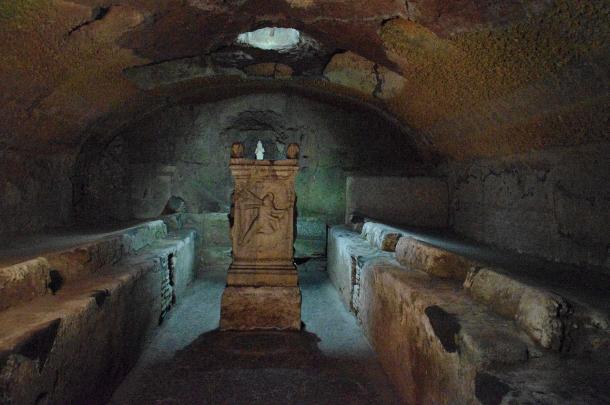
[[0, 258, 51, 311], [323, 51, 377, 94], [295, 216, 327, 257], [220, 286, 301, 330], [244, 62, 293, 78], [361, 222, 404, 252], [395, 237, 473, 281], [121, 220, 168, 253], [46, 237, 123, 281], [0, 220, 169, 311], [327, 226, 393, 310], [464, 266, 572, 350], [356, 260, 531, 404]]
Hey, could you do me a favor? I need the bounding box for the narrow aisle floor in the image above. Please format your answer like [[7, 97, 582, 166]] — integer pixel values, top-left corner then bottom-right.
[[110, 259, 399, 404]]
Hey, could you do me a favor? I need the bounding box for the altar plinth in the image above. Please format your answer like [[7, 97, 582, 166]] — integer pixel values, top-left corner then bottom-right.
[[220, 143, 301, 330]]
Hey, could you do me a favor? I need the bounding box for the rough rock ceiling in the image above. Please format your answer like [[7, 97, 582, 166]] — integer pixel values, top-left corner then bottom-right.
[[1, 0, 608, 161]]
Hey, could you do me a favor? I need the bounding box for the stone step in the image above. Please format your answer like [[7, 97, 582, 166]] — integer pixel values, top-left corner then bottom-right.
[[0, 230, 196, 404], [0, 220, 168, 311]]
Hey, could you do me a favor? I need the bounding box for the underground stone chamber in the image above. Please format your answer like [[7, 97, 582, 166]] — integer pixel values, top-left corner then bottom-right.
[[1, 1, 609, 403]]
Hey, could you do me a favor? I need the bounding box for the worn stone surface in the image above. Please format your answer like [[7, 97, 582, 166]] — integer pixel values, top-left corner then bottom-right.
[[361, 222, 404, 252], [0, 258, 51, 311], [202, 212, 231, 246], [0, 151, 74, 238], [0, 0, 608, 244], [395, 236, 474, 281], [327, 226, 394, 312], [356, 261, 534, 404], [323, 51, 406, 100], [328, 224, 610, 404], [0, 220, 168, 311], [294, 216, 327, 258], [346, 176, 448, 228], [244, 62, 294, 78], [465, 266, 573, 351], [0, 230, 197, 404], [220, 286, 302, 330], [110, 260, 399, 404]]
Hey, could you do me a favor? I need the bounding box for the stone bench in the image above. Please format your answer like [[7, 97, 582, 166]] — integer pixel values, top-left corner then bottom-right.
[[357, 221, 609, 354], [327, 226, 394, 312], [0, 229, 197, 404], [327, 222, 610, 404], [0, 220, 168, 311]]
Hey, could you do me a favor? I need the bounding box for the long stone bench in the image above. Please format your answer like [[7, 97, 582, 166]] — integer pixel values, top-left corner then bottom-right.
[[328, 221, 610, 404], [0, 220, 168, 311], [0, 226, 197, 404]]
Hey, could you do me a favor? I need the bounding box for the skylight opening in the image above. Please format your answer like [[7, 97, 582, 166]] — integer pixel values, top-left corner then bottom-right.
[[236, 27, 301, 52]]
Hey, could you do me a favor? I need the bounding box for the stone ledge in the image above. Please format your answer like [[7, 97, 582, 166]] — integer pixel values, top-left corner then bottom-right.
[[356, 260, 534, 404], [327, 226, 394, 311], [395, 236, 477, 281], [361, 222, 404, 252], [0, 220, 168, 311], [0, 231, 196, 404], [465, 266, 610, 353], [328, 223, 610, 403]]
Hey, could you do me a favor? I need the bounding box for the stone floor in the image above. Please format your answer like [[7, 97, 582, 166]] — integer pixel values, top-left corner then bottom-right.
[[109, 259, 399, 404]]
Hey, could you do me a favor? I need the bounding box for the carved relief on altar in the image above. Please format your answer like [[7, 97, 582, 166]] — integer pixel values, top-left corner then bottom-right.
[[232, 180, 295, 260]]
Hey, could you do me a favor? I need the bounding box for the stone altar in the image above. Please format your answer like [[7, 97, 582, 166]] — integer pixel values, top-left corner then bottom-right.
[[220, 142, 301, 330]]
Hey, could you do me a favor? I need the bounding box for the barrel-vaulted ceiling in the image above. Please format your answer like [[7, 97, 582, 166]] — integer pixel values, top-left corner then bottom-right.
[[1, 0, 608, 161]]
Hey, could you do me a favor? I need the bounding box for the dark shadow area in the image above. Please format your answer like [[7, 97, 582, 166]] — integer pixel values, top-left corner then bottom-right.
[[111, 329, 394, 404], [15, 318, 61, 372], [424, 305, 460, 353], [475, 372, 511, 405]]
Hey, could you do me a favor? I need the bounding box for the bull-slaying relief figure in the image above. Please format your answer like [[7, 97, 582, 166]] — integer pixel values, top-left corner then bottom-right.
[[238, 190, 288, 246]]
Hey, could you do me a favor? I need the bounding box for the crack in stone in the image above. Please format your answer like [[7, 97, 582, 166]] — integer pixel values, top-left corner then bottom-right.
[[68, 6, 110, 36]]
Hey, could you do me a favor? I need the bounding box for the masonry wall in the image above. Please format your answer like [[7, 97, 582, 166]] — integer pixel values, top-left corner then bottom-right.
[[443, 142, 610, 269], [345, 176, 449, 228], [74, 93, 419, 226], [0, 150, 73, 239]]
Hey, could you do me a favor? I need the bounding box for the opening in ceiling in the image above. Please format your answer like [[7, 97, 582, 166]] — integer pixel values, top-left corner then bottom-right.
[[236, 27, 301, 52]]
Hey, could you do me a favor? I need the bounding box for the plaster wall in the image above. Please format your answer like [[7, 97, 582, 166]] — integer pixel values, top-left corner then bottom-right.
[[345, 176, 449, 228], [444, 142, 610, 269]]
